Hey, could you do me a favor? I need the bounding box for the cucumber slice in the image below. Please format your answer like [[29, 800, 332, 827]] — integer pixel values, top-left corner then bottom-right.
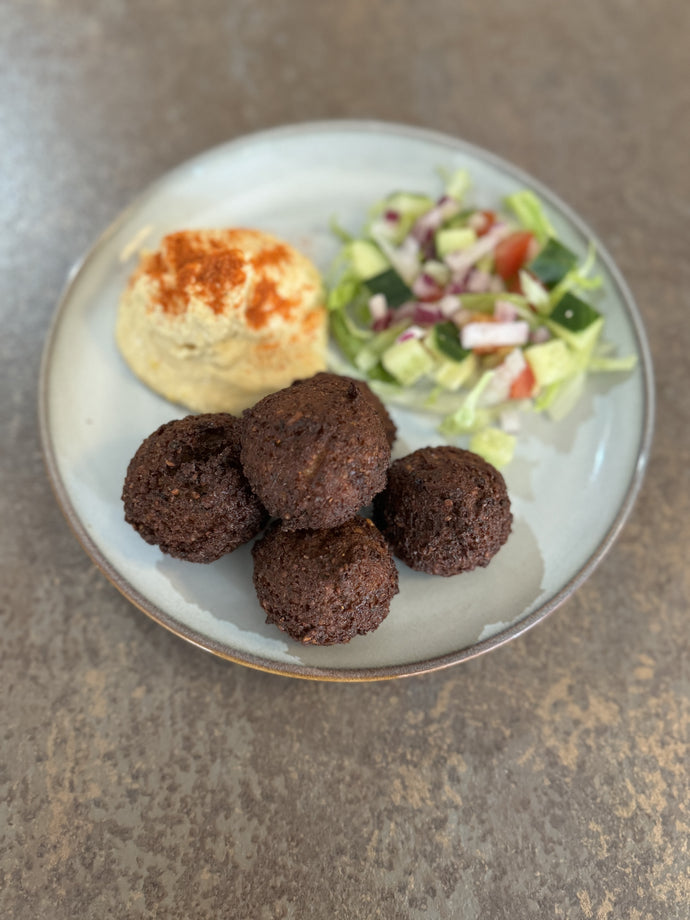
[[427, 322, 476, 390], [458, 292, 527, 315], [348, 240, 389, 280], [524, 339, 574, 387], [547, 292, 603, 352], [431, 321, 471, 363], [435, 227, 477, 258], [528, 238, 578, 288], [383, 191, 435, 219], [549, 291, 602, 332], [365, 268, 414, 308], [381, 338, 435, 386], [353, 321, 408, 372], [373, 192, 435, 241], [434, 355, 477, 391], [547, 316, 604, 354]]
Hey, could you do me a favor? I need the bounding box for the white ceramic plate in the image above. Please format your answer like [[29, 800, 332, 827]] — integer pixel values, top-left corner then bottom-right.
[[39, 121, 654, 680]]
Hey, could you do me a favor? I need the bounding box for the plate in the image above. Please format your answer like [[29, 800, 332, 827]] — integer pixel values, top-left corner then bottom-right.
[[39, 120, 654, 681]]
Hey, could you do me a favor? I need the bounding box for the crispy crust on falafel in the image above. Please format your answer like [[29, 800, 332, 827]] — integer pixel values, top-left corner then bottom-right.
[[252, 517, 399, 644], [122, 413, 268, 563], [240, 373, 391, 531], [373, 446, 512, 576]]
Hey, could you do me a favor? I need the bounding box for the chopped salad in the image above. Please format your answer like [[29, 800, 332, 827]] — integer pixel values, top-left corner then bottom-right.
[[326, 169, 636, 467]]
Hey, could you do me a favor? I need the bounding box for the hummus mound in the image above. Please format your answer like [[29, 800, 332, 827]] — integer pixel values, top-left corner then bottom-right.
[[115, 228, 327, 413]]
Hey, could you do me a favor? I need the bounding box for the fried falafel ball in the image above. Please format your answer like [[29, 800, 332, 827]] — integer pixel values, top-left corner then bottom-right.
[[122, 413, 268, 563], [373, 446, 512, 576], [252, 517, 399, 645], [309, 372, 397, 448], [240, 373, 391, 531]]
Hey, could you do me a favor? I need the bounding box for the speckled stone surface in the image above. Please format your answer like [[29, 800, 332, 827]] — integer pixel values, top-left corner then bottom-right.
[[1, 1, 689, 917]]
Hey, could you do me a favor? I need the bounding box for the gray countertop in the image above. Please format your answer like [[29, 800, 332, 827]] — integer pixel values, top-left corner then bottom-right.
[[2, 1, 688, 917]]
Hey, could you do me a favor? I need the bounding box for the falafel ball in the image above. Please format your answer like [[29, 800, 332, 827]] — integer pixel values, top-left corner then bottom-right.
[[373, 446, 512, 576], [252, 517, 399, 645], [240, 373, 391, 531], [122, 413, 268, 563], [309, 372, 397, 447]]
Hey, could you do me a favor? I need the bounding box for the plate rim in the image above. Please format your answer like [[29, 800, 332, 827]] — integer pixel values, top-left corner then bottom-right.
[[38, 118, 656, 681]]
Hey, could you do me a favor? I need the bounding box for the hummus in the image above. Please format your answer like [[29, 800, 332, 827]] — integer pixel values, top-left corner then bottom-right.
[[115, 228, 327, 413]]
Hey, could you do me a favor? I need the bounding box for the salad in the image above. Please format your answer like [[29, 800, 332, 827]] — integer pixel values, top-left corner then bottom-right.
[[327, 170, 636, 467]]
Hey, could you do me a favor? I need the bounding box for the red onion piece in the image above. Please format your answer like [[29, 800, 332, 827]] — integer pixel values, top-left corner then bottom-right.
[[396, 325, 426, 343], [413, 304, 444, 325], [461, 320, 530, 350], [493, 299, 519, 323]]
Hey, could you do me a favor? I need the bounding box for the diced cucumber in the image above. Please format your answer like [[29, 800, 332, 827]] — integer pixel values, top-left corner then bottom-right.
[[459, 292, 527, 315], [435, 227, 477, 258], [434, 355, 477, 391], [381, 338, 435, 386], [365, 268, 414, 308], [354, 348, 382, 373], [367, 192, 435, 242], [549, 291, 602, 332], [547, 313, 604, 354], [426, 322, 476, 390], [524, 339, 574, 387], [348, 240, 390, 280], [383, 191, 435, 218], [430, 321, 471, 363], [353, 322, 408, 373], [469, 428, 516, 469], [527, 238, 578, 288]]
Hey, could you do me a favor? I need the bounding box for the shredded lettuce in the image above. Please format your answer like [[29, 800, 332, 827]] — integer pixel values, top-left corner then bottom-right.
[[327, 272, 363, 312], [442, 167, 472, 202], [518, 270, 551, 314], [504, 190, 556, 246], [535, 371, 587, 421], [329, 216, 354, 244], [439, 371, 495, 436], [588, 353, 638, 373], [325, 172, 635, 467], [329, 309, 371, 364], [367, 191, 434, 243]]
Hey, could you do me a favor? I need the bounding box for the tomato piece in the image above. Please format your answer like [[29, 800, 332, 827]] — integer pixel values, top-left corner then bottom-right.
[[494, 231, 535, 280], [509, 363, 537, 399], [505, 273, 523, 294], [475, 210, 497, 236]]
